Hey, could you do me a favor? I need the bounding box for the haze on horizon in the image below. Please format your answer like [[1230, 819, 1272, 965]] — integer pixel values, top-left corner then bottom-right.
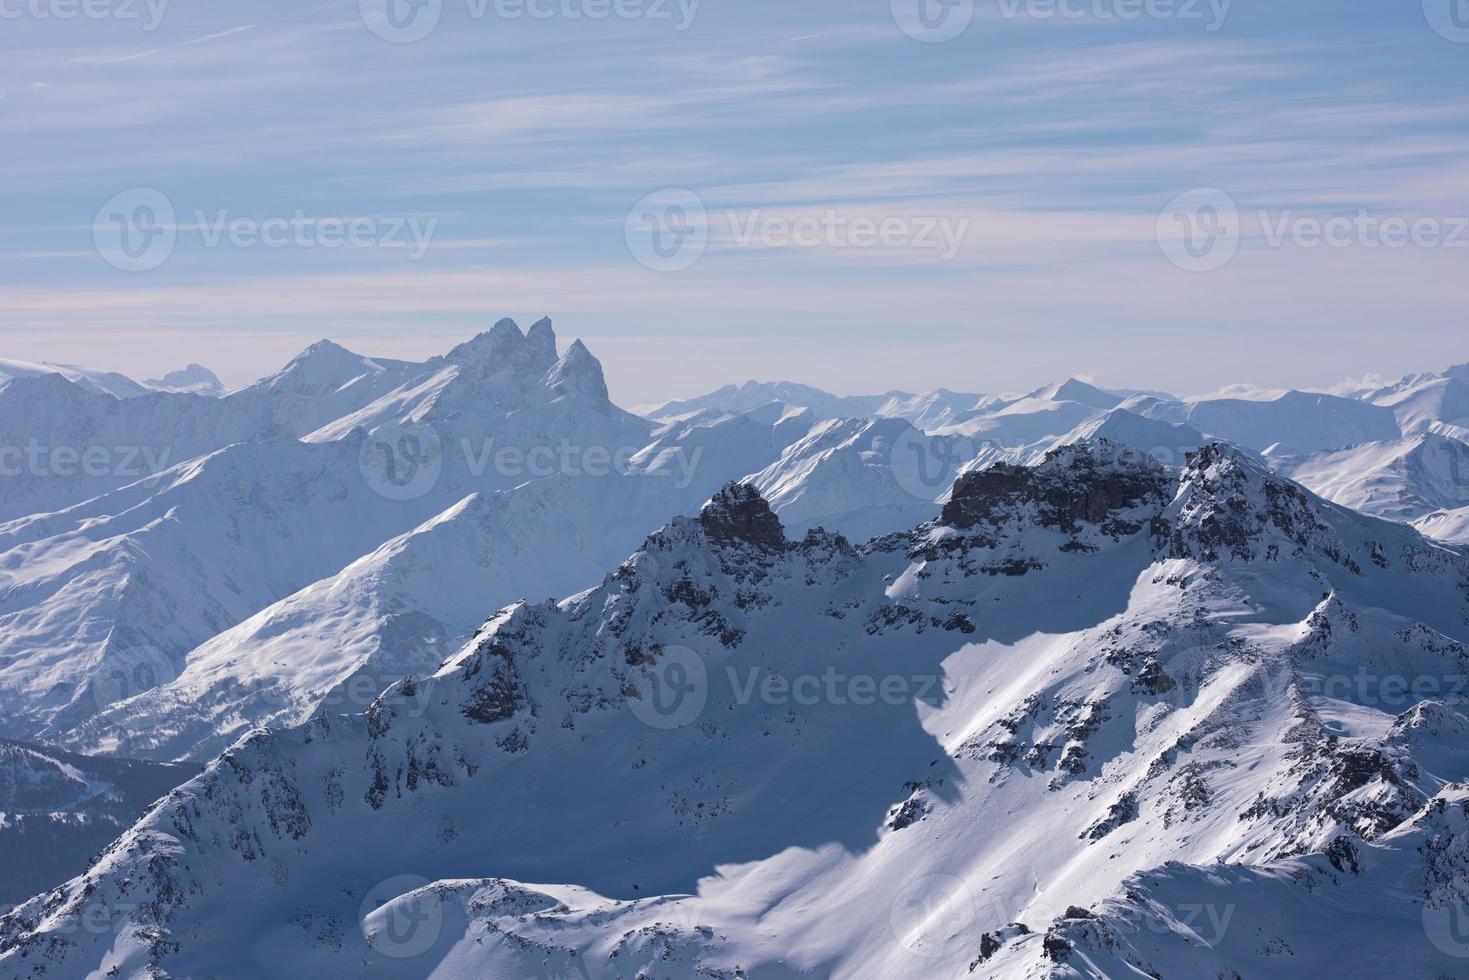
[[1, 0, 1466, 404]]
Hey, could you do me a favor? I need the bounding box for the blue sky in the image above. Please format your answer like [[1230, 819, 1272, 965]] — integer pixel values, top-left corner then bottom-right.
[[1, 0, 1466, 404]]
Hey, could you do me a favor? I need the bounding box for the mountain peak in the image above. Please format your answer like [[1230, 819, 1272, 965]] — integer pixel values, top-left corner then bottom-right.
[[698, 482, 787, 549], [268, 340, 374, 391], [146, 364, 225, 396], [444, 318, 570, 377], [544, 339, 609, 402], [941, 438, 1169, 533], [526, 317, 557, 361], [1046, 377, 1123, 409]]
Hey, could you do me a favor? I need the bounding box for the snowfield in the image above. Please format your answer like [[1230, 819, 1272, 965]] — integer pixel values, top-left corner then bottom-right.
[[2, 330, 1469, 978], [3, 440, 1469, 978]]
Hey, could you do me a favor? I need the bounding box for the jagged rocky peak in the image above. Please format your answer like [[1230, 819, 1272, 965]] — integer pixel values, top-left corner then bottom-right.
[[1166, 442, 1339, 563], [545, 338, 610, 403], [941, 438, 1172, 533], [698, 482, 788, 549], [146, 363, 225, 395], [525, 316, 557, 362], [446, 316, 563, 376]]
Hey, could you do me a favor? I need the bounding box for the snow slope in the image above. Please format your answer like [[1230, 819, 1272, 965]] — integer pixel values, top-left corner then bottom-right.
[[0, 739, 194, 909], [0, 358, 150, 400], [1355, 363, 1469, 441], [1135, 389, 1403, 454], [748, 417, 975, 540], [637, 381, 987, 431], [6, 443, 1468, 978], [0, 321, 844, 753], [142, 365, 225, 397], [1279, 433, 1469, 522]]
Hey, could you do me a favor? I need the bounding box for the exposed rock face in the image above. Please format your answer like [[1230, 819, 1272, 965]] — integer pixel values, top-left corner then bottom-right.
[[0, 740, 195, 908], [698, 482, 788, 550], [7, 440, 1469, 979], [941, 442, 1171, 537], [544, 339, 611, 403]]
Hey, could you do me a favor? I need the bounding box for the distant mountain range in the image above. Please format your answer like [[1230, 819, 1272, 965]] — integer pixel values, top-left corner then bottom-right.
[[2, 327, 1468, 977]]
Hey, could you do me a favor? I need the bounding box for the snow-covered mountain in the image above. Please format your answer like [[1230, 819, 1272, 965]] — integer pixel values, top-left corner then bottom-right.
[[1278, 433, 1469, 522], [0, 358, 151, 400], [0, 739, 194, 909], [1354, 363, 1469, 442], [749, 417, 974, 540], [143, 364, 226, 397], [637, 381, 987, 431], [1134, 388, 1403, 455], [1416, 506, 1469, 545], [0, 321, 842, 753], [6, 442, 1469, 978]]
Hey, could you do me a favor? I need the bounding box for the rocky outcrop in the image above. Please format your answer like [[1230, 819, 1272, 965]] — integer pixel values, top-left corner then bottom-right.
[[698, 482, 789, 550]]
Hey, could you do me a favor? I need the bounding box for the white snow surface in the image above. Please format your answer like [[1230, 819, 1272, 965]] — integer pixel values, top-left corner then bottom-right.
[[4, 442, 1469, 978], [4, 344, 1469, 976]]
